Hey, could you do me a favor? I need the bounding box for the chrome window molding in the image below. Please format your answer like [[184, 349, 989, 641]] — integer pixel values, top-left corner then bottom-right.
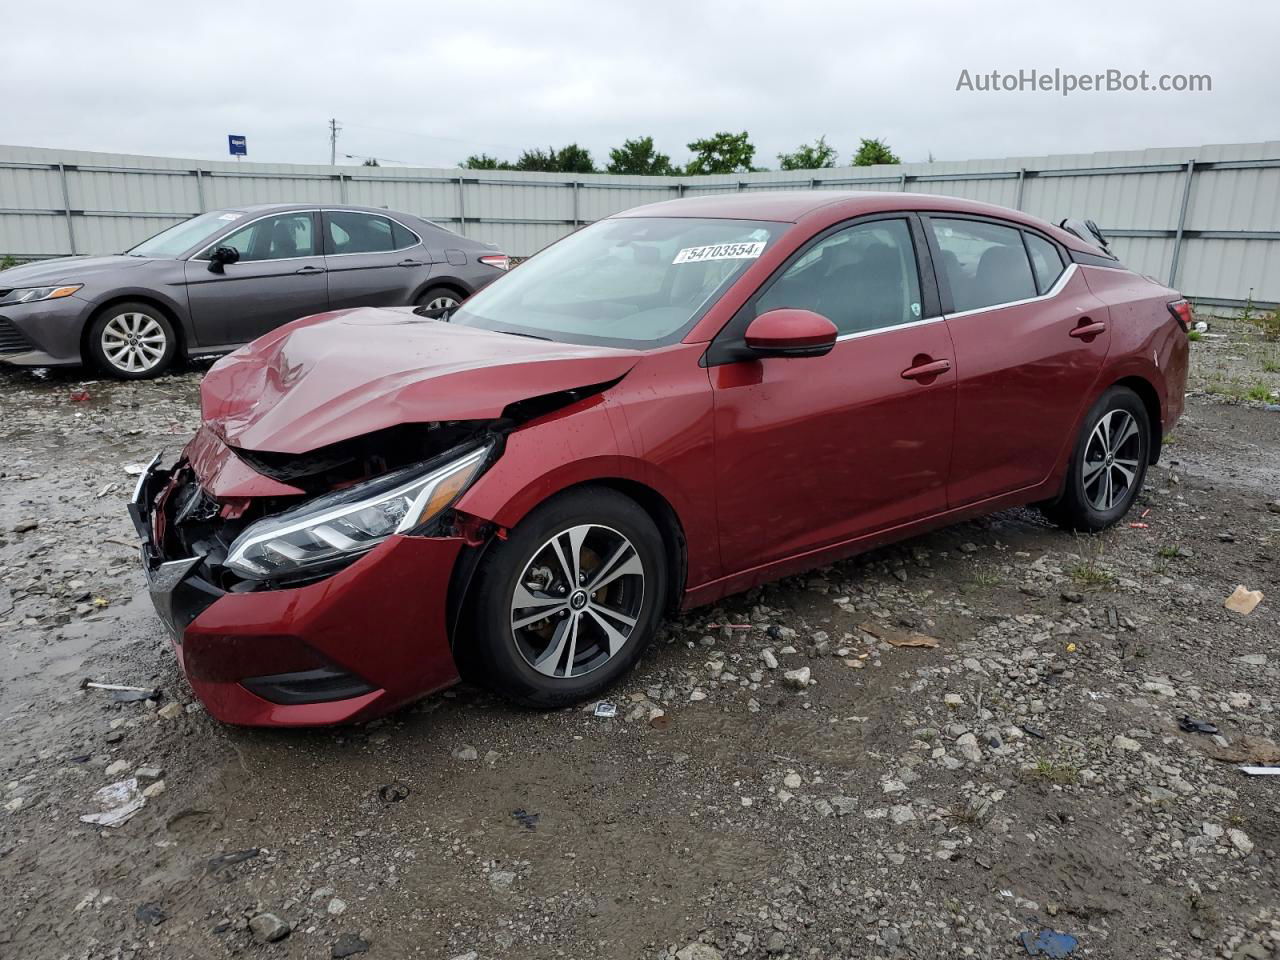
[[942, 262, 1078, 320], [189, 209, 322, 264], [835, 315, 946, 343], [318, 208, 423, 257]]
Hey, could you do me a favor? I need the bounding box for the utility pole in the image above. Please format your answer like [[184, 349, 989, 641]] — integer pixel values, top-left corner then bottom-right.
[[329, 118, 341, 166]]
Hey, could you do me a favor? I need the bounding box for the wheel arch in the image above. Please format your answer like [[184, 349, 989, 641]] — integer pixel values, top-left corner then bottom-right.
[[1112, 375, 1163, 464], [82, 294, 188, 360], [413, 278, 470, 306], [445, 476, 689, 650]]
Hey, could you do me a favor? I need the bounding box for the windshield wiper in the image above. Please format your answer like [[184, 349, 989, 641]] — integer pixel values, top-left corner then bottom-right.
[[499, 330, 552, 341]]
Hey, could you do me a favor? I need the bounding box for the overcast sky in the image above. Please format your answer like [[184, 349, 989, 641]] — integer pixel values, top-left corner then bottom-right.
[[4, 0, 1276, 170]]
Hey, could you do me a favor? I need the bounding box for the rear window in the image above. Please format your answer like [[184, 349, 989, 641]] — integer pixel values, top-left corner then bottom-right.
[[930, 218, 1037, 312]]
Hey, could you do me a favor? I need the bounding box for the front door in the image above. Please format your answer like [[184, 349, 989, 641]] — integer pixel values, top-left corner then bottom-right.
[[925, 216, 1111, 506], [184, 210, 329, 346], [709, 216, 957, 571]]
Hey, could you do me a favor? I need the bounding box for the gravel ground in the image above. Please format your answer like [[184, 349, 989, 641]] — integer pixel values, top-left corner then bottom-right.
[[1, 321, 1278, 960]]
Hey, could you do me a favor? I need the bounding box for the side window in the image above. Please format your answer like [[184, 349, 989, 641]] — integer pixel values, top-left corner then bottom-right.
[[216, 213, 316, 262], [391, 220, 419, 249], [1024, 232, 1065, 293], [326, 212, 398, 255], [930, 218, 1036, 312], [756, 219, 922, 336]]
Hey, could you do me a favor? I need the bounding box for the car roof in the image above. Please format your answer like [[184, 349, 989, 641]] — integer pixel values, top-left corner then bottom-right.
[[615, 191, 1097, 254], [221, 202, 418, 217]]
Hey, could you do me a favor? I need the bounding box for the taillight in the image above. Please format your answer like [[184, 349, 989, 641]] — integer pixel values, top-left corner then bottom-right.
[[478, 254, 509, 271], [1167, 299, 1192, 332]]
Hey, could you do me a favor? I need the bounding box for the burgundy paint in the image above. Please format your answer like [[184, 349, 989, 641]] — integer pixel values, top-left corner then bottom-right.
[[158, 191, 1187, 727]]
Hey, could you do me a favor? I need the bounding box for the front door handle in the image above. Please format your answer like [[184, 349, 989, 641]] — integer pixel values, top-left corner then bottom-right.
[[295, 265, 326, 275], [1069, 319, 1107, 339], [397, 259, 427, 267], [901, 358, 951, 381]]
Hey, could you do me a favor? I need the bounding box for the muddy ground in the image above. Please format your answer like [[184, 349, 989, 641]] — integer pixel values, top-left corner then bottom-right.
[[1, 319, 1278, 960]]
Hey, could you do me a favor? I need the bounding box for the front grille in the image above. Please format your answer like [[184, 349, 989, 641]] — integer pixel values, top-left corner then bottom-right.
[[0, 317, 34, 354]]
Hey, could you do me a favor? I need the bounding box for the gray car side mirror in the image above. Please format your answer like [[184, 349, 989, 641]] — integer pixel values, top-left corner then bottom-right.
[[208, 245, 240, 273]]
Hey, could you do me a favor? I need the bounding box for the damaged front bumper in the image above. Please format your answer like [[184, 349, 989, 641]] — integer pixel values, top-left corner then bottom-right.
[[131, 451, 467, 726]]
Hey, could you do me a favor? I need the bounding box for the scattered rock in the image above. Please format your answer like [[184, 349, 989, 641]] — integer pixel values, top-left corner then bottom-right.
[[676, 945, 723, 960], [782, 666, 811, 688], [451, 744, 479, 762], [1112, 735, 1142, 752], [248, 912, 290, 943], [332, 933, 371, 958]]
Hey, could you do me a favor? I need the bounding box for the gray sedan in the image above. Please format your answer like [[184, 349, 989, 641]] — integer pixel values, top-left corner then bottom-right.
[[0, 203, 508, 378]]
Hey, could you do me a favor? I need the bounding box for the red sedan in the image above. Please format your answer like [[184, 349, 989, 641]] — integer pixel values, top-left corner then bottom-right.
[[132, 191, 1189, 726]]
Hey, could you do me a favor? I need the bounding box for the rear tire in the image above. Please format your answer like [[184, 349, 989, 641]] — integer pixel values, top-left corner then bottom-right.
[[460, 488, 667, 708], [87, 302, 177, 379], [1041, 386, 1151, 532], [415, 286, 463, 312]]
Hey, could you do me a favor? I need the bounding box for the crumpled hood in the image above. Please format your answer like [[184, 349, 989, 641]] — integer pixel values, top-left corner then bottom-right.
[[201, 306, 638, 454], [0, 255, 153, 286]]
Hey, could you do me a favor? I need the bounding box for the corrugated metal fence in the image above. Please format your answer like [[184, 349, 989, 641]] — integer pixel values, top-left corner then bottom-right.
[[2, 140, 1278, 308]]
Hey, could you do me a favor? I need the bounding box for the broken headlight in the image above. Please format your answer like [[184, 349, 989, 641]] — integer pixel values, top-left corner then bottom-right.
[[224, 443, 491, 581]]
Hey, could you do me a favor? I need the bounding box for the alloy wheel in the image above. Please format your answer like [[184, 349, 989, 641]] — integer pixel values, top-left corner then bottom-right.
[[101, 311, 167, 374], [1082, 409, 1141, 511], [510, 523, 645, 679], [424, 295, 459, 311]]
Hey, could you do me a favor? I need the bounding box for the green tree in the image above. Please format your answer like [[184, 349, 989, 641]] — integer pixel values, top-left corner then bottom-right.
[[513, 144, 596, 173], [606, 136, 676, 176], [684, 131, 757, 175], [852, 138, 900, 166], [459, 153, 506, 170], [777, 135, 838, 171], [361, 157, 380, 167]]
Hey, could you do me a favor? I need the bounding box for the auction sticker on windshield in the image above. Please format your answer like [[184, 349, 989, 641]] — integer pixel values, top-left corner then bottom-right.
[[673, 241, 767, 264]]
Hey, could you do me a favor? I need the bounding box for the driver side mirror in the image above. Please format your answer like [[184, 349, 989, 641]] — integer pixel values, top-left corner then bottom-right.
[[744, 308, 838, 358], [207, 245, 240, 273]]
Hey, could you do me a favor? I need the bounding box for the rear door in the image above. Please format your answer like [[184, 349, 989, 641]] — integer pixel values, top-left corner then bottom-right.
[[708, 215, 956, 570], [321, 210, 430, 309], [925, 215, 1110, 506], [184, 210, 329, 346]]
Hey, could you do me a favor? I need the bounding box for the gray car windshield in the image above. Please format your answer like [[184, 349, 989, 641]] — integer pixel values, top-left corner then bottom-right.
[[448, 217, 786, 348], [126, 211, 245, 259]]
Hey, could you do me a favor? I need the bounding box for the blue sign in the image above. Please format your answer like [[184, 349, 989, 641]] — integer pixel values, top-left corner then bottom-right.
[[228, 135, 247, 157]]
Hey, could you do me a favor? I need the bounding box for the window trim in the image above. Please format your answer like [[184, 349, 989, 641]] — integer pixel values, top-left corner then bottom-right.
[[189, 210, 322, 263], [921, 212, 1082, 315], [703, 212, 941, 366], [320, 208, 423, 257]]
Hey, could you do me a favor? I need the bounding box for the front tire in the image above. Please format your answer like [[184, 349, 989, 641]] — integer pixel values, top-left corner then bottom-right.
[[87, 302, 177, 379], [1041, 385, 1151, 532], [461, 488, 668, 708]]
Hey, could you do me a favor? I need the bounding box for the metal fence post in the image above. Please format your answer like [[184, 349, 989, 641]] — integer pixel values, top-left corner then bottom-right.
[[194, 167, 206, 213], [456, 177, 467, 236], [572, 181, 580, 227], [57, 163, 77, 255], [898, 173, 907, 191], [1168, 159, 1196, 287], [1014, 168, 1026, 210]]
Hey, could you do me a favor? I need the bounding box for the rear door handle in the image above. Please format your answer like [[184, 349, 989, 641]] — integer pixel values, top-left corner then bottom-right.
[[1069, 319, 1107, 339], [901, 358, 951, 381], [397, 259, 427, 267], [295, 265, 326, 275]]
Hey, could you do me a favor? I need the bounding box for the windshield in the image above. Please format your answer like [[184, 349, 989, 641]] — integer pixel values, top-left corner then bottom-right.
[[449, 217, 787, 347], [126, 210, 246, 259]]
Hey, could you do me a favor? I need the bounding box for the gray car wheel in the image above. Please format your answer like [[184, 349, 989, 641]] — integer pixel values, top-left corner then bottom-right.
[[87, 302, 178, 379], [415, 286, 462, 312]]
